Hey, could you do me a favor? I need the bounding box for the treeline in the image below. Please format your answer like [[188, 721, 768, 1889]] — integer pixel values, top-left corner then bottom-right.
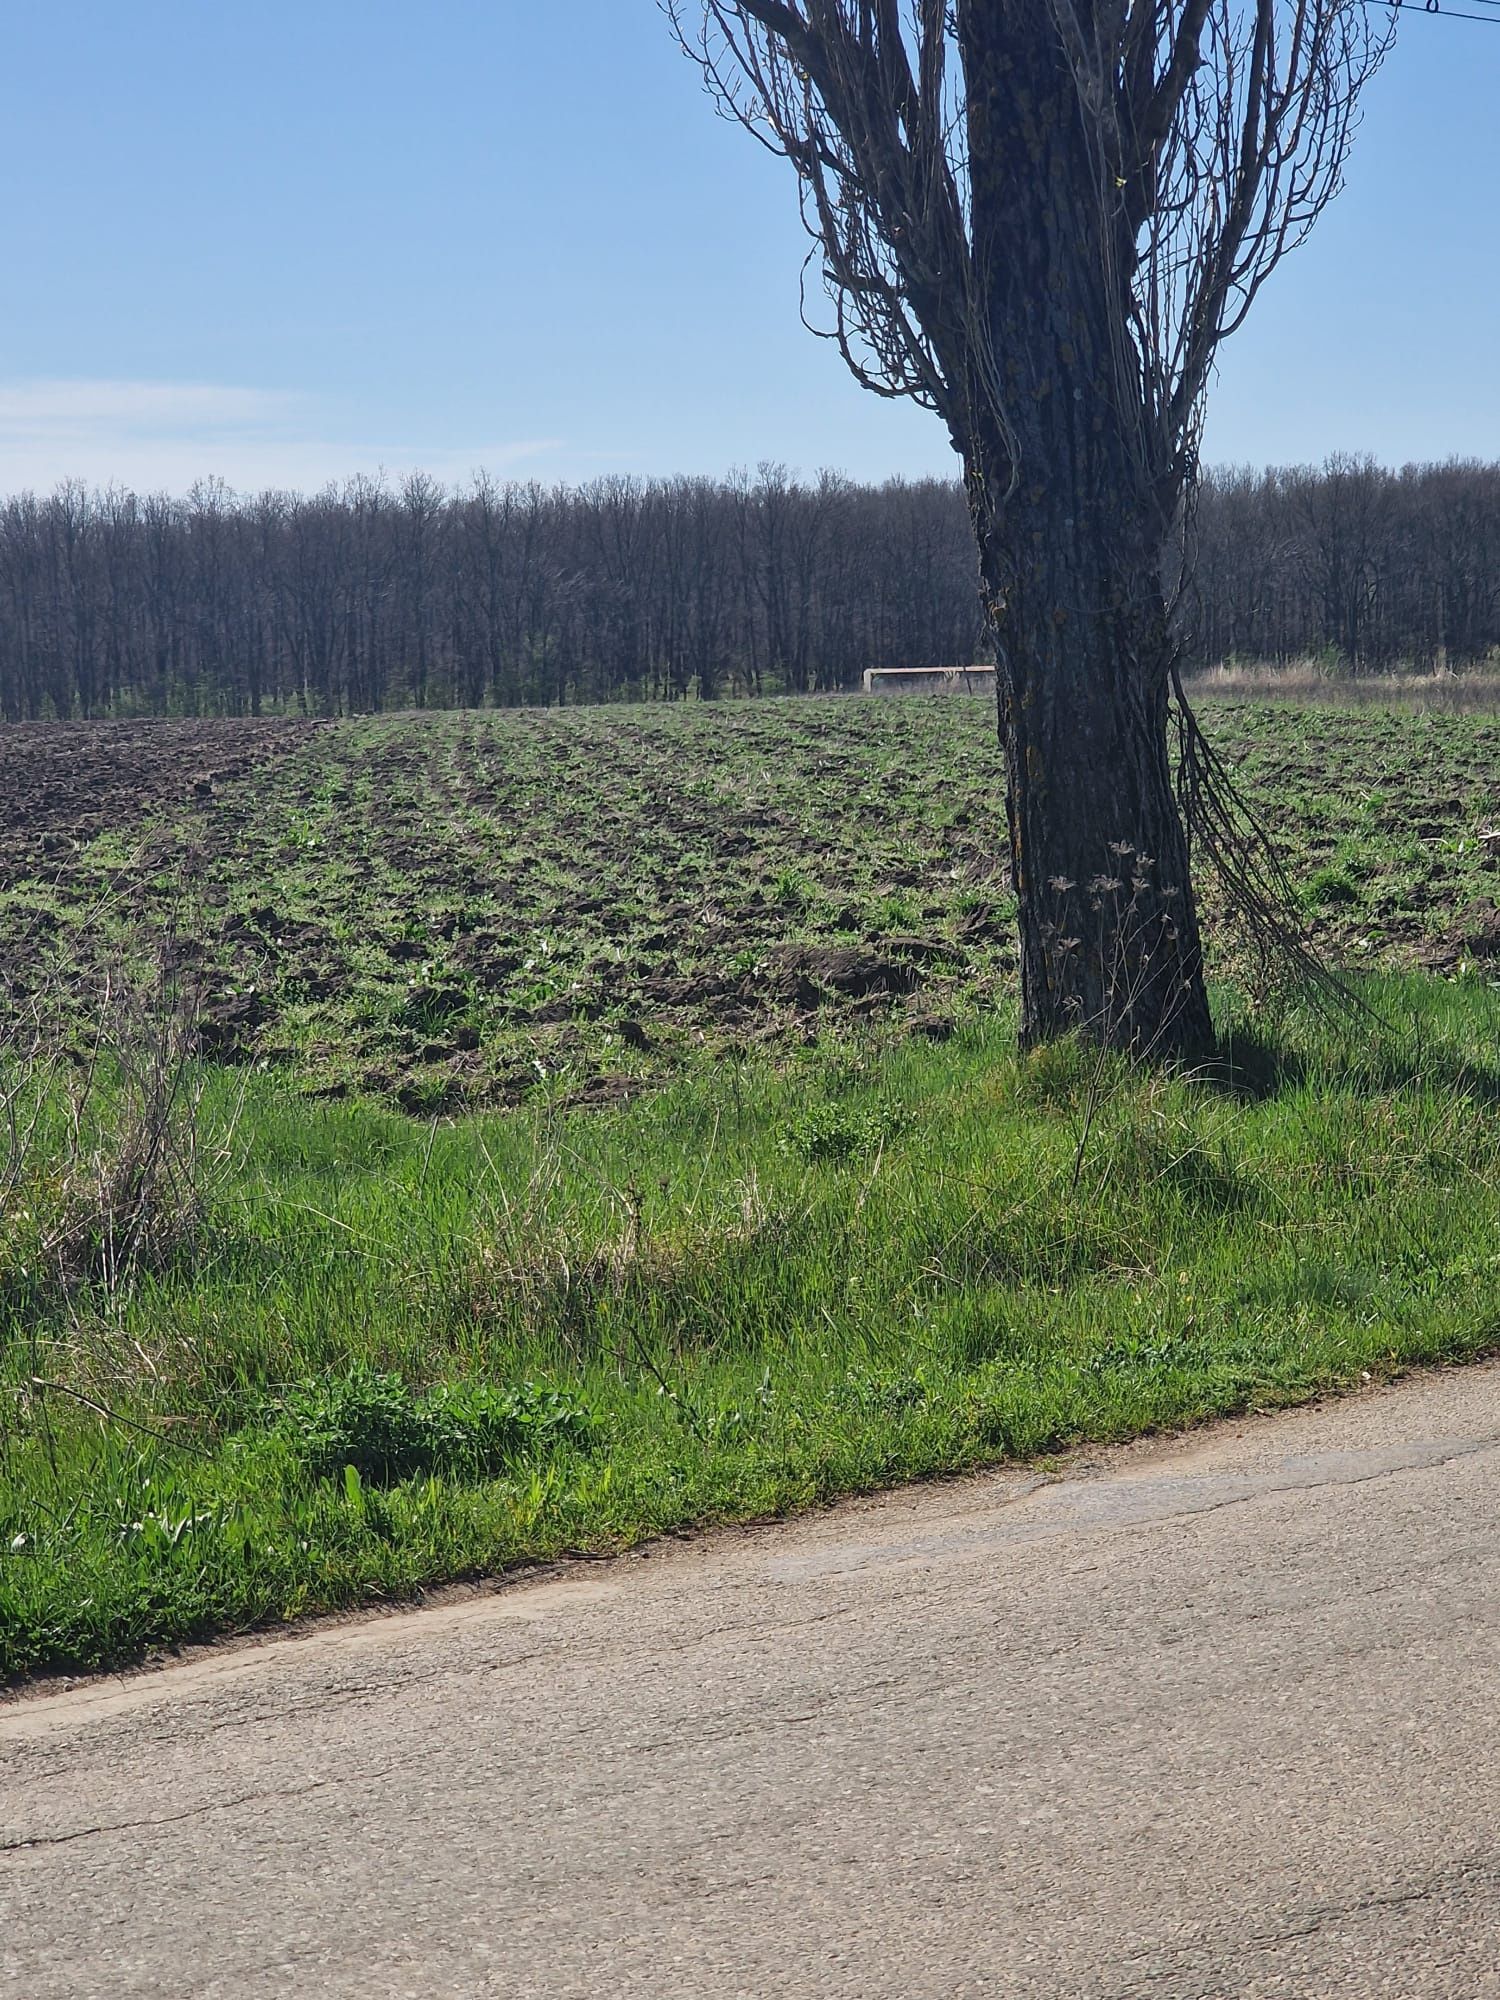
[[1191, 456, 1500, 671], [0, 469, 982, 719], [2, 455, 1499, 719]]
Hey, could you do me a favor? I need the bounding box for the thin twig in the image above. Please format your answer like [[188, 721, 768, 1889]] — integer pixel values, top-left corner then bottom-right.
[[27, 1377, 213, 1458]]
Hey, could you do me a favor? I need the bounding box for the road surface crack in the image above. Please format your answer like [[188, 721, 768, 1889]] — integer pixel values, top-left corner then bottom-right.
[[1110, 1853, 1500, 1994], [1244, 1852, 1500, 1951], [0, 1750, 427, 1857], [1092, 1433, 1500, 1541]]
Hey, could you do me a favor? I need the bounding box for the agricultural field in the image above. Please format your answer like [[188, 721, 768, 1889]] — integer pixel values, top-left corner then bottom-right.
[[4, 695, 1500, 1113], [0, 715, 316, 889], [4, 693, 1500, 1682]]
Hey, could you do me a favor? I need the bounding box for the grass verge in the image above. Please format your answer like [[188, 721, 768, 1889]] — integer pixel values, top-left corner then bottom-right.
[[4, 970, 1500, 1682]]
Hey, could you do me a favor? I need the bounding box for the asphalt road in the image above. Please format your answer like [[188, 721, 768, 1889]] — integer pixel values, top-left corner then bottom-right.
[[6, 1364, 1500, 1999]]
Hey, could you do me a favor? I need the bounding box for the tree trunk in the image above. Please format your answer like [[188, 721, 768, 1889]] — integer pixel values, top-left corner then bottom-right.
[[971, 466, 1212, 1057], [960, 4, 1213, 1058]]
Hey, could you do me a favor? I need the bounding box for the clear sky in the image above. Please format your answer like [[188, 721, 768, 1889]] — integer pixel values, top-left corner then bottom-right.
[[0, 2, 1495, 497]]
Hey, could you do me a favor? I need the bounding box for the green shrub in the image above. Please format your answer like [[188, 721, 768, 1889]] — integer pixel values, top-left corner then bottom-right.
[[265, 1364, 596, 1485], [780, 1099, 906, 1164]]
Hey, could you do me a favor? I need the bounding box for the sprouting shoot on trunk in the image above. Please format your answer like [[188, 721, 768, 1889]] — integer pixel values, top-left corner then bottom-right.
[[665, 0, 1391, 1055]]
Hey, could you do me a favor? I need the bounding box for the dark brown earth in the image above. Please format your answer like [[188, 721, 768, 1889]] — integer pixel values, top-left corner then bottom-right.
[[0, 717, 322, 887]]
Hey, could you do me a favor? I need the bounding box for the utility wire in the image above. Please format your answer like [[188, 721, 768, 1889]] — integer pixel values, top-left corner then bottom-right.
[[1391, 0, 1500, 24]]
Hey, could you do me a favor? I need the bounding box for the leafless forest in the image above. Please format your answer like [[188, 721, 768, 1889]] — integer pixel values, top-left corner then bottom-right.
[[1, 455, 1496, 719]]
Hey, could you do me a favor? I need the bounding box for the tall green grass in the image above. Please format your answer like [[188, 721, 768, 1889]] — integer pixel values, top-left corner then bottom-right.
[[5, 970, 1500, 1680]]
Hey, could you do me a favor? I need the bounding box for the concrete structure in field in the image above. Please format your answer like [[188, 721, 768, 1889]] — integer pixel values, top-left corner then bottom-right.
[[862, 666, 997, 696]]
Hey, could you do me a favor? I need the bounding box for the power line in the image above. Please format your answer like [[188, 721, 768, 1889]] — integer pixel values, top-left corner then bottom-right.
[[1392, 0, 1500, 26]]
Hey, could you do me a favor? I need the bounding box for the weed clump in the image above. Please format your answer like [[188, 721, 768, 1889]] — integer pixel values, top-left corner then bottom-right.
[[1009, 1035, 1126, 1110], [1306, 865, 1362, 909], [780, 1099, 906, 1164], [264, 1364, 596, 1485], [1, 946, 240, 1302]]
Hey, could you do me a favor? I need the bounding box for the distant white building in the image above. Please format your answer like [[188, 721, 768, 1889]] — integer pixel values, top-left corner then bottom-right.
[[862, 667, 997, 696]]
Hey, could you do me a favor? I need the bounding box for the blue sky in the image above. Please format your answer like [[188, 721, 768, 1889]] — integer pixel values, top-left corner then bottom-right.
[[0, 2, 1494, 496]]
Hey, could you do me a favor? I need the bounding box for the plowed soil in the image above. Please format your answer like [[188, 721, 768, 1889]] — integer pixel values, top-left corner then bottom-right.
[[2, 698, 1497, 1110], [0, 717, 322, 887]]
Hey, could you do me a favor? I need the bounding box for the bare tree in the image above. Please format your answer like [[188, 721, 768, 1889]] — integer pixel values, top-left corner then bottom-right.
[[665, 0, 1390, 1053]]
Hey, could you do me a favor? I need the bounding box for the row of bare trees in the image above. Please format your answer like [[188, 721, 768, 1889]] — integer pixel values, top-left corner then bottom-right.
[[3, 454, 1500, 720], [1192, 455, 1500, 671], [0, 467, 982, 720]]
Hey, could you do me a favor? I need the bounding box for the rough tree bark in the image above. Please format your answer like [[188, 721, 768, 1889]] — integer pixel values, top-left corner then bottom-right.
[[666, 0, 1389, 1057], [961, 3, 1209, 1048]]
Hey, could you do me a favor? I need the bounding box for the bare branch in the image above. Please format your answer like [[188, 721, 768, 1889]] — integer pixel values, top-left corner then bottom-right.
[[667, 0, 1393, 517]]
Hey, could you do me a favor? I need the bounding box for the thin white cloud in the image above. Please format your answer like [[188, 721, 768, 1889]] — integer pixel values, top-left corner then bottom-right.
[[0, 377, 562, 496], [0, 379, 298, 433]]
